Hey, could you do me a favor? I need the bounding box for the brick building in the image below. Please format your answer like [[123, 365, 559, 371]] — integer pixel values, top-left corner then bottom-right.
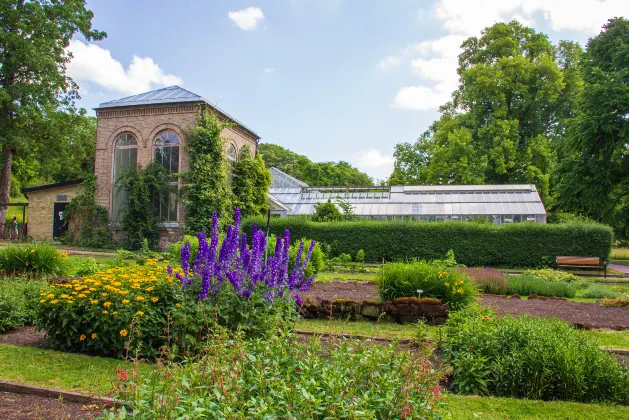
[[24, 86, 260, 243]]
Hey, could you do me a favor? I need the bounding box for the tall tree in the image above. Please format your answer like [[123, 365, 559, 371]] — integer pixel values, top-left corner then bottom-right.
[[0, 0, 104, 220], [389, 21, 580, 203], [258, 143, 373, 186], [232, 146, 271, 218], [557, 18, 629, 234]]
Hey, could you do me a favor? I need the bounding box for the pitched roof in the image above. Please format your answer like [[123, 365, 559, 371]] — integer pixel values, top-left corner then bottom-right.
[[95, 86, 260, 139], [22, 179, 84, 195]]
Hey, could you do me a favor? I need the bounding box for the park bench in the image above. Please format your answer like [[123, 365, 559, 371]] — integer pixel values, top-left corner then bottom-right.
[[555, 256, 607, 278]]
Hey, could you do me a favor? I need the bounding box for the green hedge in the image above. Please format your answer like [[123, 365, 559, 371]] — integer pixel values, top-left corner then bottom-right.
[[243, 218, 612, 267]]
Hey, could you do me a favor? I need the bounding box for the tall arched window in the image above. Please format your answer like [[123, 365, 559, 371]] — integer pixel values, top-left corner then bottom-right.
[[112, 133, 138, 221], [153, 131, 180, 222], [227, 144, 237, 183]]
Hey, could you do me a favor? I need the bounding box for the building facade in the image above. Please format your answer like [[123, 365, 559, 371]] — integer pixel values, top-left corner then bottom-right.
[[94, 86, 260, 246]]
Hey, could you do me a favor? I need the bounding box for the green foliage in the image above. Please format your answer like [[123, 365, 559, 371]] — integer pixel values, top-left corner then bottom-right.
[[232, 146, 271, 218], [0, 243, 68, 275], [243, 217, 613, 267], [107, 330, 444, 419], [580, 283, 618, 299], [521, 268, 580, 283], [62, 175, 114, 249], [183, 112, 234, 233], [548, 211, 597, 224], [388, 21, 581, 205], [355, 249, 365, 263], [456, 268, 508, 295], [377, 261, 477, 309], [506, 274, 576, 298], [444, 307, 629, 404], [168, 235, 200, 265], [258, 143, 373, 186], [0, 277, 46, 333], [335, 193, 356, 221], [117, 162, 170, 250], [312, 198, 342, 222]]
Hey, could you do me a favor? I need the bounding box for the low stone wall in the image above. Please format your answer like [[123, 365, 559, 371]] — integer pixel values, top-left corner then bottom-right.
[[300, 296, 449, 325]]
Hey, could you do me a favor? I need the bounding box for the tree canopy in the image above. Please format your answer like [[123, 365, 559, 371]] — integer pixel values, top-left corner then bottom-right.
[[388, 21, 582, 203], [259, 143, 372, 186]]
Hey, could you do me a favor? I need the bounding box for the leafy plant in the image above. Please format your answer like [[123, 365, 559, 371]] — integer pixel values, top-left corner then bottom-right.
[[377, 261, 476, 309], [355, 249, 365, 263], [0, 278, 46, 333], [507, 274, 576, 298], [312, 198, 342, 222], [456, 267, 508, 295], [443, 307, 629, 404], [0, 243, 69, 275], [521, 269, 580, 283], [106, 329, 445, 419], [580, 284, 618, 299], [232, 146, 271, 218]]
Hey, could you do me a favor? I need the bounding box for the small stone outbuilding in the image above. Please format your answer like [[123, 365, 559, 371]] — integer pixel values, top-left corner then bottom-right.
[[22, 180, 84, 241]]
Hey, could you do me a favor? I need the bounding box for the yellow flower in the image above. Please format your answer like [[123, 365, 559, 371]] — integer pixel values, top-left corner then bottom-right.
[[150, 297, 158, 303], [122, 299, 130, 304], [136, 296, 145, 302], [136, 311, 145, 317], [103, 301, 112, 308], [91, 333, 97, 339], [175, 303, 181, 308], [101, 293, 109, 297], [30, 249, 36, 253], [112, 311, 118, 315], [79, 334, 86, 341], [90, 300, 98, 305], [61, 294, 69, 299], [102, 310, 109, 315], [145, 287, 154, 292], [78, 293, 86, 298], [39, 299, 46, 303], [120, 329, 128, 337], [457, 288, 464, 294], [50, 300, 58, 305]]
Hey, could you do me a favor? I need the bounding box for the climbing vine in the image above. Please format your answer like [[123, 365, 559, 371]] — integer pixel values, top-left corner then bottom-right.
[[232, 145, 271, 218], [183, 111, 234, 233], [63, 175, 114, 248]]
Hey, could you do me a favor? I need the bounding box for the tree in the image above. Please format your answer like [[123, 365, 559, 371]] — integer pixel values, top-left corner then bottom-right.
[[335, 193, 355, 221], [556, 18, 629, 235], [184, 112, 234, 233], [312, 198, 342, 222], [258, 143, 373, 186], [0, 0, 104, 220], [388, 21, 580, 203], [232, 146, 272, 218]]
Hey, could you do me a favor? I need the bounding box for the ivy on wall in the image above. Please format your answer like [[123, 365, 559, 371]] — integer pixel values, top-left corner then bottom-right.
[[232, 145, 271, 218], [63, 175, 114, 248], [183, 111, 234, 233]]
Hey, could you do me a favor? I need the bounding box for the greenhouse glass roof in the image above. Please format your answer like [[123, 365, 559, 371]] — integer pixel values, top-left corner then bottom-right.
[[268, 168, 547, 222]]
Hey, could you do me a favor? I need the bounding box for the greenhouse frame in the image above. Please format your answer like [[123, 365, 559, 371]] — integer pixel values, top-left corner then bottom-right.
[[268, 168, 547, 224]]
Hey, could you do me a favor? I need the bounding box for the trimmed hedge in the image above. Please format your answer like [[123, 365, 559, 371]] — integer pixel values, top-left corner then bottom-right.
[[243, 218, 612, 267]]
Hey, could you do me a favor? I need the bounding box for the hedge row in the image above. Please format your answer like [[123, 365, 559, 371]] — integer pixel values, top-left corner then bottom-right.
[[243, 218, 613, 267]]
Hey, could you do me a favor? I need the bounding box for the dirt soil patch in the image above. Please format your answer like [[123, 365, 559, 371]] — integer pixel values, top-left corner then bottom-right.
[[480, 295, 629, 330], [0, 390, 102, 419], [0, 326, 46, 348]]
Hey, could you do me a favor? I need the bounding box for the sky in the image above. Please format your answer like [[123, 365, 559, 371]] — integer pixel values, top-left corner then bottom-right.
[[69, 0, 629, 181]]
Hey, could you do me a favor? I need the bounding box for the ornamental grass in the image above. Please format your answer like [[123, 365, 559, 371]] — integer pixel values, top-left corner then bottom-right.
[[0, 242, 69, 275]]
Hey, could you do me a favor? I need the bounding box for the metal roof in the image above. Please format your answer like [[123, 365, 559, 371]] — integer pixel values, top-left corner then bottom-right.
[[269, 168, 546, 219], [96, 86, 260, 139]]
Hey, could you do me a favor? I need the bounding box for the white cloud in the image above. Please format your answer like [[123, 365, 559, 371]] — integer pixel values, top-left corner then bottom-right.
[[228, 7, 264, 31], [355, 149, 395, 168], [67, 40, 183, 95], [378, 56, 401, 71], [263, 67, 275, 74], [390, 0, 629, 111]]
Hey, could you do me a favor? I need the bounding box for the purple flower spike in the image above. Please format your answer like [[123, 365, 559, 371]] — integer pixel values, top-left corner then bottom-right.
[[181, 241, 191, 276], [167, 265, 173, 276]]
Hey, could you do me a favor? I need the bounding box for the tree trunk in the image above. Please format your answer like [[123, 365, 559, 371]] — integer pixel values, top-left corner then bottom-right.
[[0, 145, 13, 223]]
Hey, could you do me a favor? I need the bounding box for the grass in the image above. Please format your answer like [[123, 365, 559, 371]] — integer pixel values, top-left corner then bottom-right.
[[584, 329, 629, 349], [442, 394, 629, 419], [295, 318, 438, 340], [0, 344, 150, 395], [315, 271, 377, 283], [611, 248, 629, 261]]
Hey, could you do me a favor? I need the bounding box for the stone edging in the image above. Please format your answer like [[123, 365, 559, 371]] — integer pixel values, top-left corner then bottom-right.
[[0, 381, 121, 406]]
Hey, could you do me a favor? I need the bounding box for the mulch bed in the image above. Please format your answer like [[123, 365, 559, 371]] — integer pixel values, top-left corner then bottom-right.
[[302, 281, 629, 330], [0, 326, 46, 348], [0, 391, 102, 419]]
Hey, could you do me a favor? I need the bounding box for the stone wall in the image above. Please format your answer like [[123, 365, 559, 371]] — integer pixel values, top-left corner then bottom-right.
[[25, 184, 83, 241]]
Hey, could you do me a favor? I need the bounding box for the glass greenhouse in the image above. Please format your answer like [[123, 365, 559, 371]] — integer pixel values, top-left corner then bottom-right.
[[268, 168, 547, 224]]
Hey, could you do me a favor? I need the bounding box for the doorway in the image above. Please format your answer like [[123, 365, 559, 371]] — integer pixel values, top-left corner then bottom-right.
[[53, 202, 68, 239]]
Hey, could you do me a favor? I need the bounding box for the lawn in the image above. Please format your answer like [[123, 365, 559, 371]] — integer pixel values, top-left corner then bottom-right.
[[315, 271, 377, 283], [443, 395, 629, 419], [611, 248, 629, 261]]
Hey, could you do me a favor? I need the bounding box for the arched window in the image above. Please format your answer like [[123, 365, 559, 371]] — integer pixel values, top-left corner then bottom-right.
[[153, 131, 180, 222], [112, 133, 138, 221], [227, 144, 237, 183]]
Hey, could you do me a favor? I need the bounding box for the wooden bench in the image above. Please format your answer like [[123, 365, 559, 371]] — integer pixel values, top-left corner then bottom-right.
[[555, 256, 607, 278]]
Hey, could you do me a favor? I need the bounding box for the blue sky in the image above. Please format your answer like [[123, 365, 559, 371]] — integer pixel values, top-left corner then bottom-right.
[[70, 0, 627, 181]]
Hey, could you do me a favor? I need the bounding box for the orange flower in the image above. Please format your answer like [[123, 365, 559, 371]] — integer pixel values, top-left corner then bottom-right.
[[120, 329, 128, 337]]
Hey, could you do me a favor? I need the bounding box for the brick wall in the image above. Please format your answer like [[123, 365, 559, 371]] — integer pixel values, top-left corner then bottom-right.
[[25, 185, 83, 241]]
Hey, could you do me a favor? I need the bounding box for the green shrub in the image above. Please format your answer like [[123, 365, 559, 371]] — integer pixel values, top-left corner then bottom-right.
[[443, 306, 629, 404], [0, 278, 46, 333], [243, 217, 612, 267], [168, 235, 200, 264], [521, 269, 580, 283], [109, 330, 445, 418], [580, 284, 618, 299], [0, 243, 69, 275], [507, 274, 576, 298], [377, 261, 476, 309]]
